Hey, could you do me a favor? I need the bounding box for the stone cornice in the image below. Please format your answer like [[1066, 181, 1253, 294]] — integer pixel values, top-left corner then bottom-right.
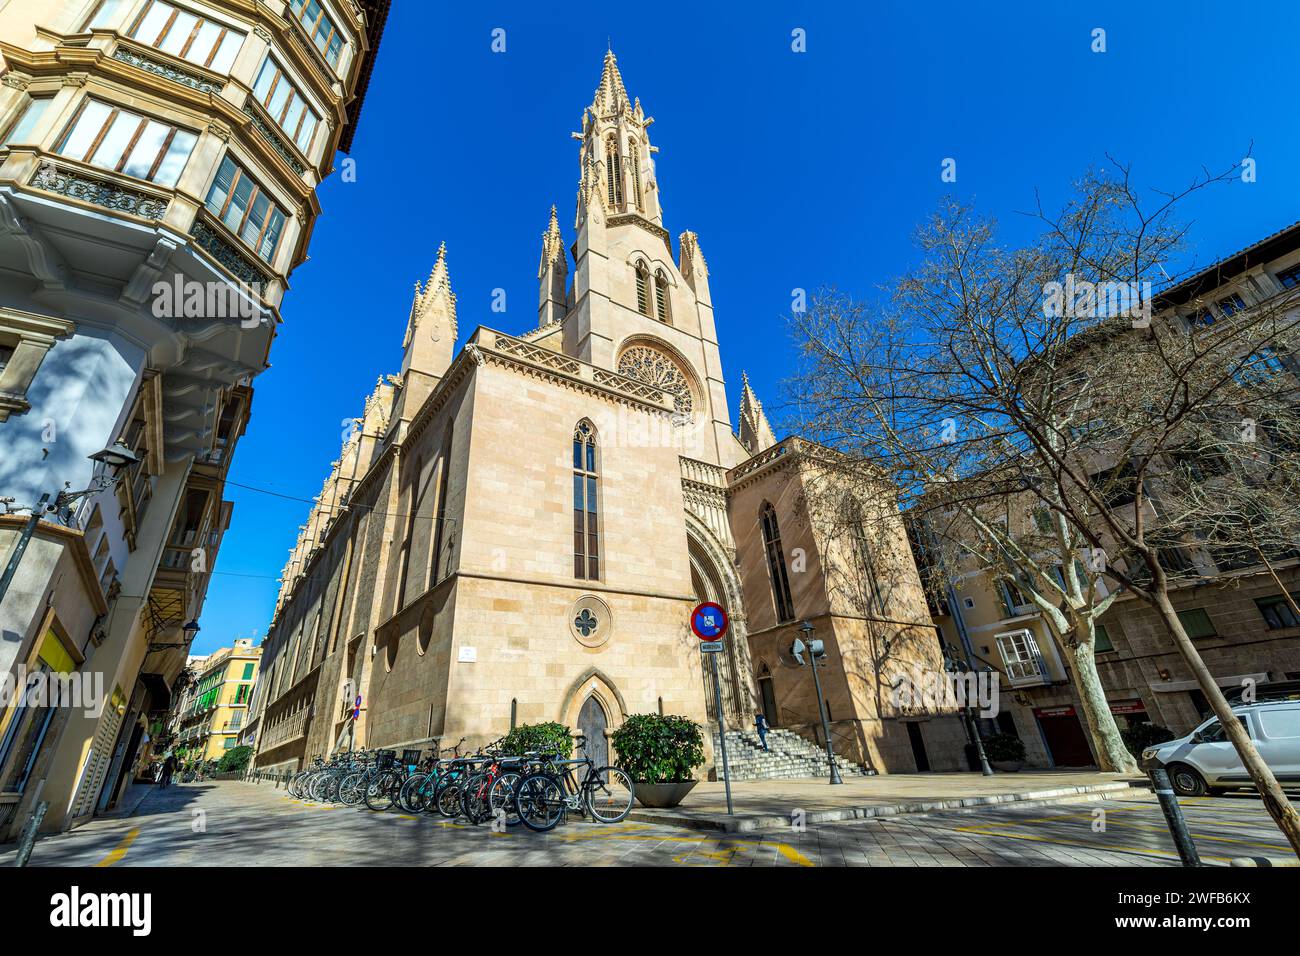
[[0, 515, 109, 616]]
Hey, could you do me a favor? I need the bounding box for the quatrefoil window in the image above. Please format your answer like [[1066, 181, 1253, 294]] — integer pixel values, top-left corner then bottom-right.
[[574, 608, 599, 637]]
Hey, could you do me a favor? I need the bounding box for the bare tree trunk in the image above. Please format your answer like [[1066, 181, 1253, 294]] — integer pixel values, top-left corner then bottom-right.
[[1066, 638, 1139, 773], [1152, 590, 1300, 858]]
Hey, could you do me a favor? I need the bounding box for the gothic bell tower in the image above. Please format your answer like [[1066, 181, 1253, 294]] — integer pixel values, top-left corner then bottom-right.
[[559, 49, 740, 467]]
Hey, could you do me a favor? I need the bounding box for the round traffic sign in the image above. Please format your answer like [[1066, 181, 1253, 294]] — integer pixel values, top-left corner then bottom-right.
[[690, 602, 729, 640]]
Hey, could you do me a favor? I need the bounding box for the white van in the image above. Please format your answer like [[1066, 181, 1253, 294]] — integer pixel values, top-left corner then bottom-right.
[[1144, 701, 1300, 796]]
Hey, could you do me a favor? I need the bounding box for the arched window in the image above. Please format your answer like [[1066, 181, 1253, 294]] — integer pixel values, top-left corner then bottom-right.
[[573, 421, 600, 580], [634, 262, 651, 316], [430, 425, 453, 583], [760, 502, 795, 622], [605, 140, 623, 209], [629, 141, 643, 210], [654, 270, 671, 324]]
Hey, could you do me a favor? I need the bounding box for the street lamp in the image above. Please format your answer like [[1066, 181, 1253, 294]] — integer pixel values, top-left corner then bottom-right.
[[943, 642, 994, 776], [0, 441, 139, 608], [794, 620, 843, 785], [149, 618, 201, 653]]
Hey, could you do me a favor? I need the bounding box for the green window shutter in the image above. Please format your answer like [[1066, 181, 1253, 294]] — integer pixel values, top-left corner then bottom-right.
[[242, 663, 254, 680], [1176, 608, 1217, 639], [1093, 622, 1114, 652]]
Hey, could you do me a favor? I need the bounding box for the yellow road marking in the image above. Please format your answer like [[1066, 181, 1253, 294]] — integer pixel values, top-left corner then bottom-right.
[[94, 827, 140, 867], [950, 824, 1241, 864]]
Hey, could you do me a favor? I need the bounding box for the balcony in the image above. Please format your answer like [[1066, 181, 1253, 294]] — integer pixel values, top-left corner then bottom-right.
[[25, 155, 171, 222], [190, 209, 276, 290]]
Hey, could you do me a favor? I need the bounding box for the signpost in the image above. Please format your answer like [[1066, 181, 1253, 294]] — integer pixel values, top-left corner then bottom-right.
[[691, 602, 734, 815]]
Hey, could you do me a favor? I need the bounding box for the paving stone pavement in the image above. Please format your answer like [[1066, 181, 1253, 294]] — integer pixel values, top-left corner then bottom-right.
[[0, 781, 1293, 867]]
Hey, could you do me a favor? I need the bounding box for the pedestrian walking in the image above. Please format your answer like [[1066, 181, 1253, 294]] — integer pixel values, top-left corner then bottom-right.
[[160, 753, 177, 788], [755, 712, 770, 751]]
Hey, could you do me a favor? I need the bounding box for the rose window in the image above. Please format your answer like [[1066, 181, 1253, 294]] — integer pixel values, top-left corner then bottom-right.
[[616, 345, 694, 416]]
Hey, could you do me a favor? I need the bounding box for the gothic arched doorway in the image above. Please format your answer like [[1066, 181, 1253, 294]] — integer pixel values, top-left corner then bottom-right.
[[757, 663, 779, 727], [687, 519, 755, 725], [578, 695, 609, 768]]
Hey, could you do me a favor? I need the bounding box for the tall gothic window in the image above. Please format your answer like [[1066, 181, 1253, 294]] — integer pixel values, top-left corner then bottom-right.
[[430, 425, 453, 583], [605, 141, 623, 209], [760, 502, 795, 622], [629, 142, 643, 210], [654, 270, 671, 324], [573, 421, 600, 579], [635, 262, 651, 316]]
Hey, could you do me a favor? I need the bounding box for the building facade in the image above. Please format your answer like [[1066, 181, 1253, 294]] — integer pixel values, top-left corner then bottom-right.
[[0, 0, 389, 839], [173, 637, 259, 760], [927, 222, 1300, 767], [249, 51, 966, 778]]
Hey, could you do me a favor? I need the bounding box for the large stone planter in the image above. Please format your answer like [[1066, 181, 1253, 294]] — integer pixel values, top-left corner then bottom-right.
[[990, 760, 1022, 773], [633, 780, 698, 808]]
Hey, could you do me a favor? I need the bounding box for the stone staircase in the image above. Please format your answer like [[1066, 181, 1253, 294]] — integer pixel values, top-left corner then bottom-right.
[[710, 728, 873, 781]]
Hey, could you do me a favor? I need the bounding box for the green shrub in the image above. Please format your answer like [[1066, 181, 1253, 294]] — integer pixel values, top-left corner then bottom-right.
[[982, 733, 1027, 763], [499, 722, 573, 759], [1121, 723, 1176, 757], [217, 745, 253, 774], [610, 714, 705, 783]]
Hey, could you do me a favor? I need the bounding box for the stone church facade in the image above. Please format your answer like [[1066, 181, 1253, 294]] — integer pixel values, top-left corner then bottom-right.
[[250, 51, 966, 775]]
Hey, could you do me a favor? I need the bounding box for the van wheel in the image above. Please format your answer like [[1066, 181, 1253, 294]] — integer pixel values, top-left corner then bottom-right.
[[1168, 763, 1208, 796]]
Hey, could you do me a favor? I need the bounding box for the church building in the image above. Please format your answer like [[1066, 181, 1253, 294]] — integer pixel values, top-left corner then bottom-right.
[[249, 50, 966, 776]]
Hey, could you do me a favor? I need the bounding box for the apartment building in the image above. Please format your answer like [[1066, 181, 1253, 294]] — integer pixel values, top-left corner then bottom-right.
[[0, 0, 390, 839], [173, 638, 258, 760], [925, 220, 1300, 767]]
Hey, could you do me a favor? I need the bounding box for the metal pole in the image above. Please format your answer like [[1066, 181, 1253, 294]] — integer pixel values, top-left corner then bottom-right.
[[808, 654, 844, 784], [0, 494, 50, 610], [13, 800, 48, 867], [1148, 765, 1201, 867], [968, 706, 994, 776], [709, 652, 734, 815]]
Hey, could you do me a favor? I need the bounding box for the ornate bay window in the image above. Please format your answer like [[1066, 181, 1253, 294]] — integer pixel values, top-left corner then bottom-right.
[[1, 94, 53, 147], [287, 0, 347, 70], [251, 57, 321, 156], [54, 98, 198, 187], [204, 155, 288, 264], [91, 0, 246, 74]]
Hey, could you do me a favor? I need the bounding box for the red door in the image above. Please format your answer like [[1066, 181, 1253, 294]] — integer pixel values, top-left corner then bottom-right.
[[1034, 706, 1095, 767]]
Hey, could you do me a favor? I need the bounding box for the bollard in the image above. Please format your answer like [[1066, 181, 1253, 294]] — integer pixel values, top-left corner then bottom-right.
[[1148, 765, 1201, 867], [13, 801, 48, 868]]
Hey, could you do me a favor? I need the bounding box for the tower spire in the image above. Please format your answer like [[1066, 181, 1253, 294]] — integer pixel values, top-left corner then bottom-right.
[[593, 47, 630, 115], [738, 371, 777, 453], [538, 205, 568, 327], [392, 243, 456, 435]]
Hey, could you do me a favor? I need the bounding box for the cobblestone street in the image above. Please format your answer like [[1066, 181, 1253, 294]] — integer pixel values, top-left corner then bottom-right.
[[2, 780, 1294, 868]]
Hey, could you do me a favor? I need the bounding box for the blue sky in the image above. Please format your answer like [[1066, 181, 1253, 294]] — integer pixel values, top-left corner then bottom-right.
[[192, 0, 1299, 653]]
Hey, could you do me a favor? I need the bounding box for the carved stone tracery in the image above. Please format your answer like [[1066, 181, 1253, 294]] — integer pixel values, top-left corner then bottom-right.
[[615, 345, 693, 416]]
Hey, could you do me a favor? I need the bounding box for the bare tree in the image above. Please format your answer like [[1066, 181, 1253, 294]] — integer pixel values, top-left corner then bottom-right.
[[790, 162, 1300, 855]]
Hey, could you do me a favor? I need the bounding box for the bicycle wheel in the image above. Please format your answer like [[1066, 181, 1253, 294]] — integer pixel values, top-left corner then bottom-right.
[[338, 771, 365, 806], [435, 777, 463, 818], [489, 772, 523, 827], [515, 773, 565, 832], [460, 773, 493, 824], [399, 773, 431, 813], [365, 770, 398, 811], [586, 767, 635, 823], [309, 772, 330, 802]]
